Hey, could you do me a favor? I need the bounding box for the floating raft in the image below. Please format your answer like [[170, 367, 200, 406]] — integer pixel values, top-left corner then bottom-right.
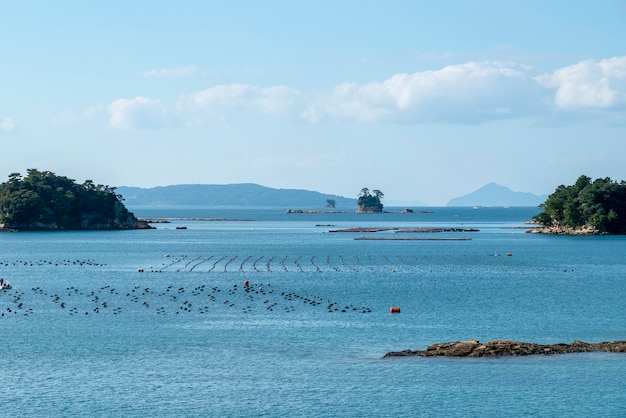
[[142, 218, 254, 223], [330, 227, 397, 233], [330, 227, 479, 233], [395, 227, 479, 233], [354, 237, 472, 241]]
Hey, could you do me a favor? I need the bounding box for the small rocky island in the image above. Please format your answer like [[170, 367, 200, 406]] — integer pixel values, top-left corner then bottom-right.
[[357, 187, 384, 213], [384, 339, 626, 358], [0, 169, 152, 231], [528, 175, 626, 235]]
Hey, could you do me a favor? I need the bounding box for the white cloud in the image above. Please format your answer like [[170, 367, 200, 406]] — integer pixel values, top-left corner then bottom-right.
[[92, 56, 626, 130], [544, 56, 626, 109], [302, 61, 545, 123], [0, 117, 16, 133], [141, 66, 199, 78], [183, 84, 301, 116], [108, 96, 172, 130], [177, 62, 547, 125]]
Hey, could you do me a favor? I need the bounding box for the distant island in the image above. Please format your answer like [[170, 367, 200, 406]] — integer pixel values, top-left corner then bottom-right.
[[529, 175, 626, 235], [447, 182, 547, 207], [0, 169, 151, 231], [115, 184, 355, 209]]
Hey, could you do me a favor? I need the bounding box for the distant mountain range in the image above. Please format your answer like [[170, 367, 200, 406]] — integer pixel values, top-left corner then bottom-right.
[[447, 183, 547, 207], [115, 182, 546, 209], [116, 184, 356, 209]]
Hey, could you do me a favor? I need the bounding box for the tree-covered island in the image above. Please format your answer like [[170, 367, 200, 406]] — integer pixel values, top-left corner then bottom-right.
[[357, 188, 384, 213], [530, 175, 626, 235], [0, 169, 152, 231]]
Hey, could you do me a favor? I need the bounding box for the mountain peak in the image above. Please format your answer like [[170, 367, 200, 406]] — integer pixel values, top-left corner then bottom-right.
[[447, 183, 546, 207]]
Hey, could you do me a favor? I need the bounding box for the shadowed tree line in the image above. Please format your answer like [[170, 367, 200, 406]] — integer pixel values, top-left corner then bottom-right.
[[533, 175, 626, 234], [0, 169, 139, 230]]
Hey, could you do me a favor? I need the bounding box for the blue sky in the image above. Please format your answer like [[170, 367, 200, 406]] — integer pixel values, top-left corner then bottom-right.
[[1, 1, 625, 205]]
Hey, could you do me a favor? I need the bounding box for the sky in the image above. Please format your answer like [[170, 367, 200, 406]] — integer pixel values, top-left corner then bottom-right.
[[1, 1, 625, 205]]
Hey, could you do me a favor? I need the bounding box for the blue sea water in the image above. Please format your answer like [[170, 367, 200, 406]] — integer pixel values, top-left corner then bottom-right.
[[1, 206, 626, 417]]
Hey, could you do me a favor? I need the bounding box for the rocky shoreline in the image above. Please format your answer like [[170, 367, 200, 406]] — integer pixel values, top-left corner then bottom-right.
[[0, 218, 153, 231], [383, 339, 626, 358], [525, 223, 604, 235]]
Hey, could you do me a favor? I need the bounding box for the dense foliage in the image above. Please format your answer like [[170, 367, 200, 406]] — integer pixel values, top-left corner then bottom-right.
[[533, 175, 626, 234], [0, 169, 134, 230], [357, 188, 384, 212]]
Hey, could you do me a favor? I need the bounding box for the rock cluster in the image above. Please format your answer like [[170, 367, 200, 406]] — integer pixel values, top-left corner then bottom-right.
[[357, 206, 382, 213], [526, 225, 603, 235], [285, 209, 339, 214], [383, 339, 626, 358]]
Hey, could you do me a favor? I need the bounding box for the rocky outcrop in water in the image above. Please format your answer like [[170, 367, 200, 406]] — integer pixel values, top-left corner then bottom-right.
[[383, 339, 626, 358]]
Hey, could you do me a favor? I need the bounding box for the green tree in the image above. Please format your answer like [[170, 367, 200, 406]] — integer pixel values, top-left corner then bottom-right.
[[534, 175, 626, 234], [0, 169, 141, 230]]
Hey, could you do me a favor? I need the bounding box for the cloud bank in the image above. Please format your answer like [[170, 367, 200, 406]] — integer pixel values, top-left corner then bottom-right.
[[108, 97, 172, 130], [183, 84, 301, 116], [100, 56, 626, 129], [544, 57, 626, 110], [302, 61, 544, 123]]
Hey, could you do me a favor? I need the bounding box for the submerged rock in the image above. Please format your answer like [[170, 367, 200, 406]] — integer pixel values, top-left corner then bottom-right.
[[383, 340, 626, 358]]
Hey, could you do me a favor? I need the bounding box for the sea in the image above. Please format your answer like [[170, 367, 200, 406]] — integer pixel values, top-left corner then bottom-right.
[[1, 206, 625, 417]]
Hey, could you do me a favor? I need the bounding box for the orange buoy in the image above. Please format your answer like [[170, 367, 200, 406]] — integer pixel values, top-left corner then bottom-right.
[[389, 306, 401, 314], [243, 280, 249, 287]]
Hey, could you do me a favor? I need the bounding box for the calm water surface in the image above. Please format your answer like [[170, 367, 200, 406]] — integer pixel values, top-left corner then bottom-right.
[[1, 207, 625, 417]]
